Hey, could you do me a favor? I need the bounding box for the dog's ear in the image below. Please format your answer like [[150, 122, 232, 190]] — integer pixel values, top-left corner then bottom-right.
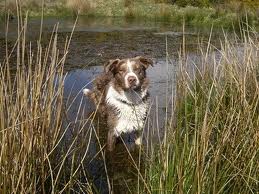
[[104, 59, 120, 73], [135, 56, 153, 69]]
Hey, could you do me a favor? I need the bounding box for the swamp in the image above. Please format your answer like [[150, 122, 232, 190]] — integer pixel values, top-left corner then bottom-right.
[[0, 0, 258, 193]]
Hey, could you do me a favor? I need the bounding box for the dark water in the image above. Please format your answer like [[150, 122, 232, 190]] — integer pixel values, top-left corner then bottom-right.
[[0, 16, 216, 193]]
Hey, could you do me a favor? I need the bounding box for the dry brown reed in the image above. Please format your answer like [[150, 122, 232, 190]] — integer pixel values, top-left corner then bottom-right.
[[0, 5, 99, 192]]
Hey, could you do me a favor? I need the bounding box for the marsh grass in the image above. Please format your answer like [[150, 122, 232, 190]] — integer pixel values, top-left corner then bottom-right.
[[66, 0, 96, 16], [1, 2, 259, 193], [0, 7, 102, 193], [140, 27, 259, 193]]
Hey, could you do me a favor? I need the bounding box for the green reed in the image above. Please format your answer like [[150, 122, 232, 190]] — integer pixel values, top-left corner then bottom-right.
[[1, 3, 258, 193], [140, 27, 259, 193]]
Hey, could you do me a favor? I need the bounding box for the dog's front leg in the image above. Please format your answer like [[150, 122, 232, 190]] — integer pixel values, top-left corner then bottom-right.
[[107, 130, 116, 151]]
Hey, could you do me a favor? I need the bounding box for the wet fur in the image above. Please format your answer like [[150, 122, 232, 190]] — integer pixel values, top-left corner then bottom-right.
[[84, 56, 152, 151], [86, 72, 113, 116]]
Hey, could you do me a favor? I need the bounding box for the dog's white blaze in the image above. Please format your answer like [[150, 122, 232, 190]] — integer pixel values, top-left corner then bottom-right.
[[125, 60, 139, 88], [106, 85, 148, 136]]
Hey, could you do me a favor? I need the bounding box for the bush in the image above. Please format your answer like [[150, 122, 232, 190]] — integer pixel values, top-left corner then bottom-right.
[[66, 0, 96, 15]]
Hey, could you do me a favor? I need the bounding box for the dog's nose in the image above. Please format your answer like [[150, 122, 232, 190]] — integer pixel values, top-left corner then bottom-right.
[[128, 76, 136, 84]]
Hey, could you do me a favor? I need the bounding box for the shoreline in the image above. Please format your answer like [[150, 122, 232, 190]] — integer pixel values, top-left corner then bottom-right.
[[0, 1, 258, 29]]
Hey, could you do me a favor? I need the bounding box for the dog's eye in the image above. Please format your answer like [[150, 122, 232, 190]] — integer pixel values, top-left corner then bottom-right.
[[135, 68, 142, 74], [119, 70, 124, 74]]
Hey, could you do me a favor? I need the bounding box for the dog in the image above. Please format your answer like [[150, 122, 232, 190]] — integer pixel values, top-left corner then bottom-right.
[[83, 56, 153, 151]]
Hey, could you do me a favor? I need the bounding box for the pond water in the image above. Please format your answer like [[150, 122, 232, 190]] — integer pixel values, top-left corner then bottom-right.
[[0, 16, 220, 193]]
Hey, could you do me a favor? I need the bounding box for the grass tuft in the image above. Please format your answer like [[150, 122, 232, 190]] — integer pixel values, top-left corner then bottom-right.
[[141, 27, 259, 193], [66, 0, 96, 16], [0, 7, 98, 193]]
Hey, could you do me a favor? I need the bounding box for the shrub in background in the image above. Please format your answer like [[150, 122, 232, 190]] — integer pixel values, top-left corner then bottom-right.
[[66, 0, 96, 15]]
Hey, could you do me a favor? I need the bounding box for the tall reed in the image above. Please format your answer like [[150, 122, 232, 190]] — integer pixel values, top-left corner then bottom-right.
[[0, 7, 98, 192], [141, 29, 259, 193], [1, 3, 258, 194]]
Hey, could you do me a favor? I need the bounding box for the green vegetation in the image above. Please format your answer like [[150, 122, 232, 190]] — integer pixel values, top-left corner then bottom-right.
[[0, 0, 259, 27], [0, 4, 258, 193], [140, 29, 259, 193]]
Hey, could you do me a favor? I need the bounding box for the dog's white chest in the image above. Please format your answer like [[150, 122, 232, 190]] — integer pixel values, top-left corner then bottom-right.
[[114, 101, 147, 136], [106, 85, 148, 136]]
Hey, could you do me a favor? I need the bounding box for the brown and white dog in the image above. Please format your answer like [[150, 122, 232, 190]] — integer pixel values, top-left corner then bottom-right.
[[83, 56, 153, 151]]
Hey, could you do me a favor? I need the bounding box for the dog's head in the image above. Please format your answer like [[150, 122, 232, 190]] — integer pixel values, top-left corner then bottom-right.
[[104, 56, 153, 90]]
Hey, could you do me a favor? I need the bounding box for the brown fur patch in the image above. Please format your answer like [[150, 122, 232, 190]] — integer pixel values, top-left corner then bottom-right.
[[85, 56, 153, 151]]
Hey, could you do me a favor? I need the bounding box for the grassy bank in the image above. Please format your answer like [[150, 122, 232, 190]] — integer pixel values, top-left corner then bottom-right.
[[141, 30, 259, 193], [1, 0, 259, 28]]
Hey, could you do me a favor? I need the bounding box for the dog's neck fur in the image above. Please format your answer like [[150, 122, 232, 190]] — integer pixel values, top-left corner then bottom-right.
[[105, 82, 149, 137], [106, 82, 148, 106]]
